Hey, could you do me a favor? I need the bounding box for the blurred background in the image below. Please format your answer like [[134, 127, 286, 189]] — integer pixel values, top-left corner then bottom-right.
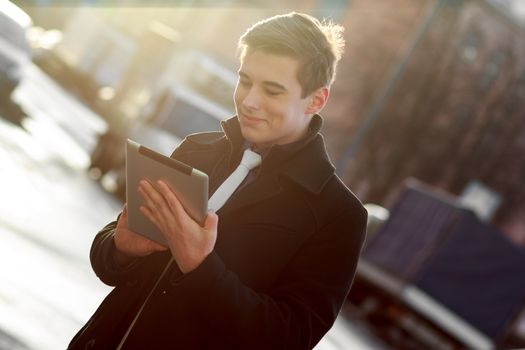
[[1, 0, 525, 349]]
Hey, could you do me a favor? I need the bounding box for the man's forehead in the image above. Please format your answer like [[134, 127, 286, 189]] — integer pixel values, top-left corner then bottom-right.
[[238, 50, 301, 88]]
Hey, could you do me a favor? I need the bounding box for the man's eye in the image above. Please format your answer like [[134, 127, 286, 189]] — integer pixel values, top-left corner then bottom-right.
[[266, 90, 281, 96]]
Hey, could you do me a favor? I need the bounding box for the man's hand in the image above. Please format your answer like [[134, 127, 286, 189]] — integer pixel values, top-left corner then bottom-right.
[[138, 179, 218, 274], [114, 204, 168, 264]]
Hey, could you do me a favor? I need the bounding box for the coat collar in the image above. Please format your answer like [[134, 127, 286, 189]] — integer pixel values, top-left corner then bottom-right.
[[220, 115, 335, 196], [278, 134, 336, 194]]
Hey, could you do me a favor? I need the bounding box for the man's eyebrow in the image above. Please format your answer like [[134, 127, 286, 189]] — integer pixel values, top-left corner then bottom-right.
[[238, 71, 287, 91], [238, 71, 250, 79]]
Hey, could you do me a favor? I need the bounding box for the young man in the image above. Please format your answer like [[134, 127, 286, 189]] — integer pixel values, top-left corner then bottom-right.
[[69, 12, 367, 350]]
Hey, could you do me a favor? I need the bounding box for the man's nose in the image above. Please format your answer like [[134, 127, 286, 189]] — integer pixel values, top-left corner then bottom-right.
[[242, 87, 260, 110]]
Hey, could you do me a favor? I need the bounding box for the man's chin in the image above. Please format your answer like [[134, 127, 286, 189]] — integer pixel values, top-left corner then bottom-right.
[[240, 127, 262, 144]]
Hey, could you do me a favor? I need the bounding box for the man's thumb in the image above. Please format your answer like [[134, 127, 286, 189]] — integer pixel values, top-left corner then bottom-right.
[[204, 210, 219, 230]]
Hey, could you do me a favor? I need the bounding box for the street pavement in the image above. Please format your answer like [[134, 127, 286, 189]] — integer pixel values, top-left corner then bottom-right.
[[0, 63, 387, 350], [0, 64, 119, 349]]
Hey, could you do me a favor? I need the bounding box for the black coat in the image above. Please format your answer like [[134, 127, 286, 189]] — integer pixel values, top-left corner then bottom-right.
[[69, 116, 367, 350]]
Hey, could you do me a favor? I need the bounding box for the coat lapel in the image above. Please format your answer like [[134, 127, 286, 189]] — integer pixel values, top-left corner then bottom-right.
[[217, 171, 283, 215]]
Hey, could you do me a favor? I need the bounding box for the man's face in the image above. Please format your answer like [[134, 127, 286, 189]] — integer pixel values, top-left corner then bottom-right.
[[234, 50, 313, 149]]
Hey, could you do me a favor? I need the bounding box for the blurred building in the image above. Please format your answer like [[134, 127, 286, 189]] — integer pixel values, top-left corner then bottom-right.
[[333, 0, 525, 244]]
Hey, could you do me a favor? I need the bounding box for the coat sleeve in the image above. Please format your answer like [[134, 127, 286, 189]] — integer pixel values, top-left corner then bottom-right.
[[173, 204, 368, 349], [89, 219, 145, 286]]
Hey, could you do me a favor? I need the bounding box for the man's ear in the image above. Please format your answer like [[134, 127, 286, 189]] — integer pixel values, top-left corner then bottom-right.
[[306, 87, 329, 114]]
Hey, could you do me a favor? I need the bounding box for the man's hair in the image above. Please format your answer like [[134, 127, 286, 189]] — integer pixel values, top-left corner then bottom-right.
[[238, 12, 345, 97]]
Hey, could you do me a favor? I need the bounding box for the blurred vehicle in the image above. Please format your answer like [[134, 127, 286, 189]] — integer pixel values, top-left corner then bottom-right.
[[348, 181, 525, 349], [0, 0, 32, 103], [26, 26, 63, 63], [363, 203, 390, 245]]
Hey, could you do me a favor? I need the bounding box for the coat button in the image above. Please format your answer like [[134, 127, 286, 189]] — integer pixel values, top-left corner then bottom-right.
[[126, 279, 138, 287], [85, 339, 95, 349]]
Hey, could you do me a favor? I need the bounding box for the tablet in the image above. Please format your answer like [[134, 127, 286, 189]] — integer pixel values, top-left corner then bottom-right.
[[125, 139, 208, 246]]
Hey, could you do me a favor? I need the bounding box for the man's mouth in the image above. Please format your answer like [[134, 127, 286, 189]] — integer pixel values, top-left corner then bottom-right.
[[241, 113, 265, 124]]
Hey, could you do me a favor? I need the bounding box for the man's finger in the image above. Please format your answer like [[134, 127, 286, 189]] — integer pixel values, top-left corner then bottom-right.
[[157, 180, 189, 225], [142, 180, 177, 224], [138, 181, 166, 222], [150, 241, 168, 251], [204, 211, 219, 232], [140, 205, 162, 231]]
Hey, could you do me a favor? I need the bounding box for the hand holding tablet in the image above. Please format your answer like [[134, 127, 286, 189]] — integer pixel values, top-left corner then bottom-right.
[[125, 139, 209, 246]]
